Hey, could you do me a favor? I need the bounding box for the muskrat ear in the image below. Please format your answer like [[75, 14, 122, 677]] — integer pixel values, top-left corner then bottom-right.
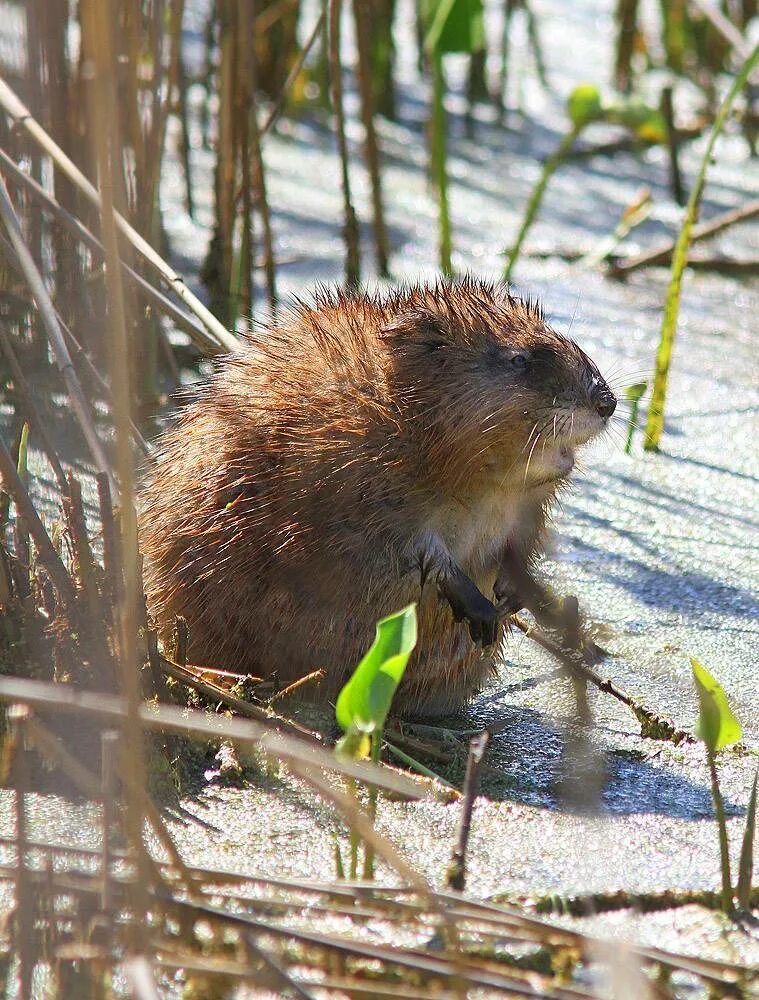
[[379, 309, 451, 351]]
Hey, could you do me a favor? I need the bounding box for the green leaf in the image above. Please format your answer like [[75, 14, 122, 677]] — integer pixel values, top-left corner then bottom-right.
[[424, 0, 485, 55], [737, 769, 757, 910], [605, 99, 667, 143], [336, 604, 417, 735], [567, 84, 603, 128], [334, 727, 371, 760], [624, 381, 648, 403], [690, 658, 742, 752]]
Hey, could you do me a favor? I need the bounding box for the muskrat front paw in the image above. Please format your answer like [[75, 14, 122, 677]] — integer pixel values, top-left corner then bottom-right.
[[493, 577, 524, 616], [439, 571, 500, 647]]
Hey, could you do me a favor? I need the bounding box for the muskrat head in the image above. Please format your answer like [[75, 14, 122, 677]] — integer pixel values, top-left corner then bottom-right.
[[382, 282, 616, 489]]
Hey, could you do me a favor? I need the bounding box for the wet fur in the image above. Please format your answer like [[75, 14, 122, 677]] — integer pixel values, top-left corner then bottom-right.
[[140, 278, 612, 717]]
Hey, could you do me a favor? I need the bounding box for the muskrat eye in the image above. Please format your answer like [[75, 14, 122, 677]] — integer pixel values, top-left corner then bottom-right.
[[510, 352, 528, 371]]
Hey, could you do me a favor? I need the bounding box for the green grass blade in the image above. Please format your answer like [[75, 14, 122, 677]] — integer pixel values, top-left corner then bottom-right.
[[644, 44, 759, 451], [504, 125, 579, 281]]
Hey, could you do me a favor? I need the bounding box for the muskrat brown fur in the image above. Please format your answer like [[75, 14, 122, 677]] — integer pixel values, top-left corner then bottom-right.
[[139, 278, 616, 717]]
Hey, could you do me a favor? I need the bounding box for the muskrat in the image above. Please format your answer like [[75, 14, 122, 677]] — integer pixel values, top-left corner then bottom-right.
[[139, 278, 616, 717]]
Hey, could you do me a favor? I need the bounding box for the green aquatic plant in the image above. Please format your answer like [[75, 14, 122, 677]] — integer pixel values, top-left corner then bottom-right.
[[336, 603, 418, 758], [424, 0, 485, 276], [644, 44, 759, 451], [335, 604, 418, 877], [504, 83, 665, 281], [623, 381, 648, 454], [690, 657, 756, 915]]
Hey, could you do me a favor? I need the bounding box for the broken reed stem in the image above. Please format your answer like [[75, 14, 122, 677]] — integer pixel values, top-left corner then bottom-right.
[[511, 612, 692, 744], [96, 472, 122, 612], [158, 654, 317, 739], [81, 0, 150, 949], [328, 0, 361, 287], [611, 197, 759, 275], [0, 175, 117, 494], [446, 732, 489, 892], [353, 0, 390, 276], [170, 0, 195, 219], [0, 320, 67, 491], [0, 78, 240, 354], [55, 309, 152, 457]]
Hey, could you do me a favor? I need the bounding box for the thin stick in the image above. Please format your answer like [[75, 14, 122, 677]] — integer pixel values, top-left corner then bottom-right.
[[0, 78, 241, 354], [0, 175, 117, 493], [446, 732, 488, 891], [100, 730, 118, 923], [511, 613, 692, 744], [159, 654, 316, 739]]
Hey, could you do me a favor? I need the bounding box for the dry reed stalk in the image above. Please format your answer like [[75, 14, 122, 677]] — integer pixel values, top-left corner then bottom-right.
[[353, 0, 390, 276], [0, 224, 148, 458], [238, 0, 256, 324], [328, 0, 361, 286], [0, 79, 240, 353], [260, 10, 327, 136], [0, 674, 429, 797], [0, 175, 117, 492], [248, 0, 278, 316], [9, 706, 33, 1000], [80, 0, 151, 951], [210, 0, 239, 327], [0, 436, 78, 607], [54, 306, 152, 456], [0, 320, 67, 491], [0, 149, 213, 351], [169, 0, 195, 219]]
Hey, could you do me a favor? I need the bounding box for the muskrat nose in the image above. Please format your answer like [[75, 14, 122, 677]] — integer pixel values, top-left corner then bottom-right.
[[594, 392, 617, 420]]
